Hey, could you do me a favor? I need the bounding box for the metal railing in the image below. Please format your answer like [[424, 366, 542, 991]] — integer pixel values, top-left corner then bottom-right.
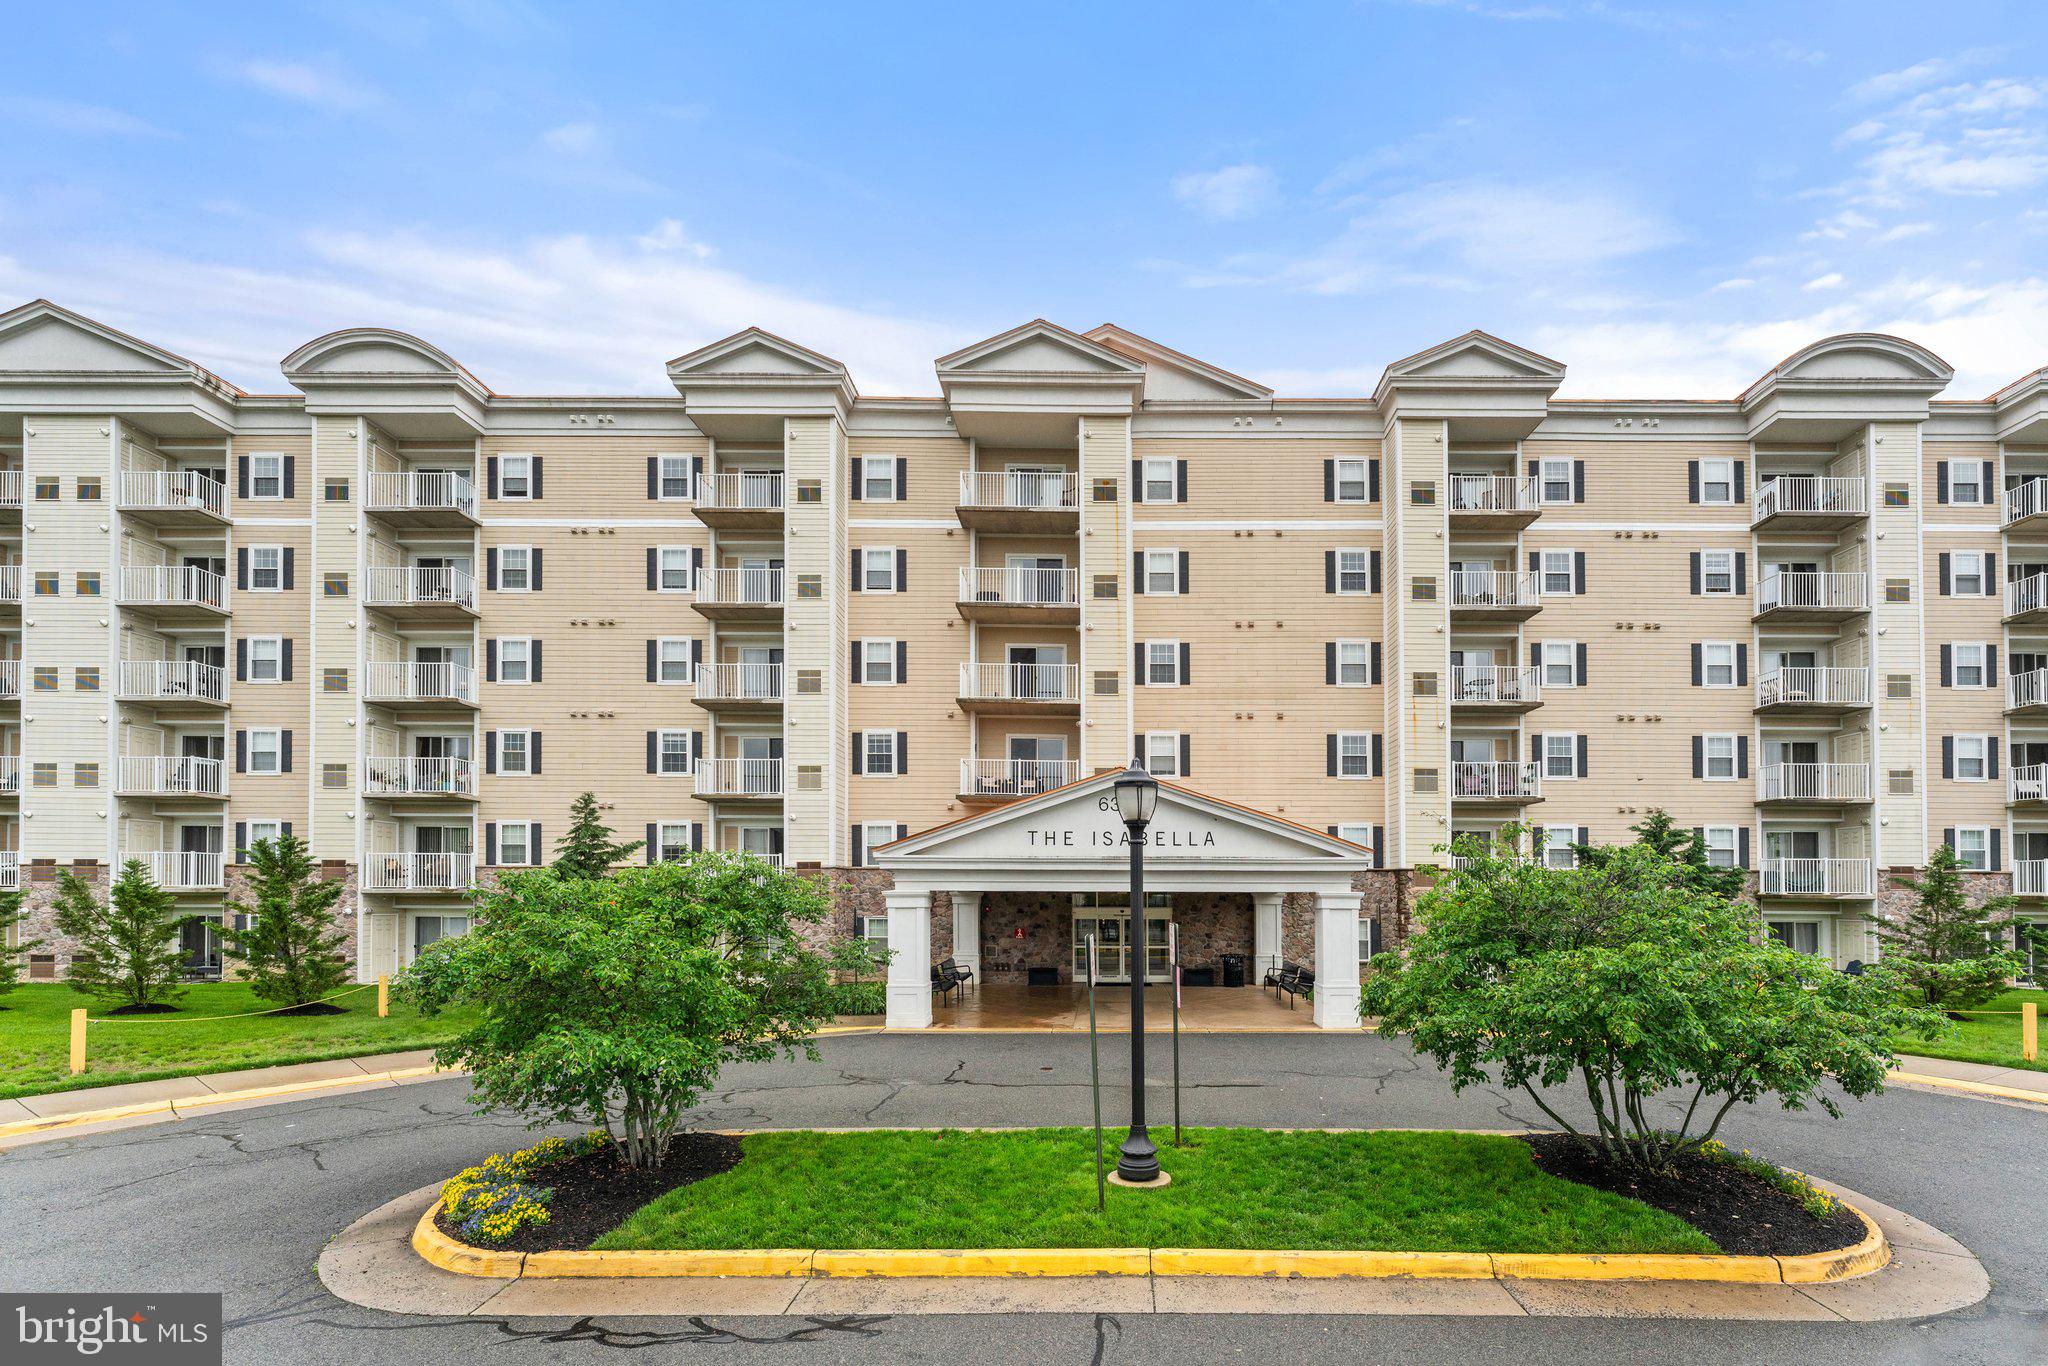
[[366, 661, 476, 705], [2007, 573, 2048, 618], [697, 567, 784, 607], [1450, 760, 1542, 800], [362, 755, 476, 798], [958, 566, 1078, 607], [363, 852, 474, 892], [2007, 477, 2048, 526], [118, 659, 227, 704], [0, 566, 18, 603], [695, 757, 784, 797], [697, 471, 785, 510], [139, 851, 225, 890], [2018, 860, 2048, 897], [1757, 667, 1868, 708], [368, 470, 476, 517], [961, 757, 1081, 797], [0, 757, 17, 795], [119, 564, 227, 611], [117, 756, 226, 798], [367, 565, 476, 611], [959, 662, 1081, 703], [959, 470, 1078, 510], [1449, 473, 1538, 514], [2011, 668, 2048, 711], [695, 662, 784, 703], [1448, 570, 1537, 610], [120, 469, 227, 518], [1753, 476, 1865, 522], [1758, 762, 1871, 801], [1757, 570, 1866, 614], [0, 852, 16, 889], [1449, 664, 1541, 705], [1758, 858, 1873, 897], [0, 470, 19, 508], [2011, 765, 2048, 802], [0, 660, 16, 698]]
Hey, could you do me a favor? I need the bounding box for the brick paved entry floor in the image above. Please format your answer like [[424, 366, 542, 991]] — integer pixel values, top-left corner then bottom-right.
[[924, 984, 1320, 1031]]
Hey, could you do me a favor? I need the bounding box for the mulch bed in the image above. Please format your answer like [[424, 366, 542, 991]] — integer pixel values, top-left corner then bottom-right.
[[438, 1132, 744, 1253], [1519, 1132, 1865, 1257], [269, 1002, 348, 1016], [104, 1003, 181, 1016]]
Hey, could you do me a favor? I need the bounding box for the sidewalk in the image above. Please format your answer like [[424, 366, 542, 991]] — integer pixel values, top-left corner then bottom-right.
[[1889, 1053, 2048, 1105]]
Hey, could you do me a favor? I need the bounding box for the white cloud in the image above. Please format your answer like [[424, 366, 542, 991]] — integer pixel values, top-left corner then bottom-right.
[[1803, 272, 1845, 290], [1838, 73, 2048, 202], [1171, 164, 1279, 221], [1877, 221, 1935, 241], [1376, 180, 1673, 274], [0, 95, 172, 138], [540, 121, 600, 155], [528, 120, 657, 194], [1710, 277, 1757, 292], [1847, 49, 1996, 102], [224, 56, 383, 112]]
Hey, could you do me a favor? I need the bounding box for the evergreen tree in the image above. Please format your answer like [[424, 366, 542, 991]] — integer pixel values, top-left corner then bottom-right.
[[0, 890, 42, 1001], [551, 792, 645, 878], [54, 863, 191, 1011], [222, 835, 350, 1008], [1880, 845, 2023, 1011], [1631, 809, 1746, 900]]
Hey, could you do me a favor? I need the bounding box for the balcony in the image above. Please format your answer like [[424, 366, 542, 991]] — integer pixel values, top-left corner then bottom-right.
[[116, 756, 228, 802], [1755, 667, 1869, 715], [0, 660, 16, 700], [0, 566, 18, 605], [1447, 473, 1540, 531], [693, 471, 785, 531], [1450, 760, 1542, 804], [1447, 571, 1540, 623], [696, 758, 783, 800], [2012, 668, 2048, 718], [2018, 860, 2048, 898], [367, 471, 478, 527], [956, 566, 1080, 624], [118, 565, 229, 622], [365, 565, 478, 621], [0, 470, 19, 510], [1758, 858, 1873, 898], [1757, 762, 1872, 804], [137, 851, 225, 891], [118, 469, 229, 527], [2011, 766, 2048, 809], [2006, 573, 2048, 626], [956, 470, 1079, 533], [1753, 571, 1867, 624], [958, 662, 1081, 715], [1752, 476, 1866, 532], [1448, 664, 1542, 713], [2006, 477, 2048, 533], [0, 852, 15, 889], [362, 755, 477, 801], [118, 660, 228, 709], [694, 662, 783, 714], [692, 567, 784, 623], [0, 757, 17, 797], [960, 757, 1082, 801], [363, 851, 474, 893], [366, 661, 478, 710]]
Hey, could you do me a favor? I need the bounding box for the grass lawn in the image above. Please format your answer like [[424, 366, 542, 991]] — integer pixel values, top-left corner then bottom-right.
[[1890, 987, 2047, 1073], [0, 983, 479, 1101], [596, 1128, 1718, 1255]]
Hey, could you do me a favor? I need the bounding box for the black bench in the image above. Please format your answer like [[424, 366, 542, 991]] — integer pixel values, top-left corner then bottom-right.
[[931, 963, 969, 1004], [939, 956, 975, 992], [1263, 959, 1300, 994], [1277, 966, 1315, 1008]]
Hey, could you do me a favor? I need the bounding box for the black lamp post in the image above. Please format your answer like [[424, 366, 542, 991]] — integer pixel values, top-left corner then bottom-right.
[[1112, 761, 1162, 1183]]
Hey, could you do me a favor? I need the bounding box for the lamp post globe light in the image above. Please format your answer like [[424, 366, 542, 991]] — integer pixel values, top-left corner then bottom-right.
[[1112, 761, 1162, 1184]]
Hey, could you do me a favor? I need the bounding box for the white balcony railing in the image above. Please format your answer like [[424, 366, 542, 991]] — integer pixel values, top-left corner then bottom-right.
[[119, 564, 227, 611], [367, 565, 476, 611], [140, 851, 224, 890], [2007, 573, 2048, 618], [2011, 766, 2048, 803], [1753, 476, 1865, 522], [961, 757, 1081, 797], [696, 758, 784, 797], [1450, 760, 1542, 800], [0, 757, 17, 795], [1449, 664, 1541, 706], [120, 469, 227, 518], [0, 852, 16, 889], [366, 661, 476, 705], [0, 659, 16, 698], [1449, 473, 1538, 514], [118, 659, 227, 705], [2007, 477, 2048, 527], [959, 662, 1081, 704], [1757, 571, 1867, 614], [1448, 570, 1537, 611], [2010, 669, 2048, 711], [695, 662, 784, 703], [1758, 762, 1871, 802], [363, 851, 474, 893], [958, 566, 1078, 607], [2018, 860, 2048, 897], [697, 471, 785, 511], [362, 755, 476, 798], [1759, 858, 1873, 897], [117, 756, 226, 798], [959, 470, 1078, 511], [697, 567, 784, 607], [1757, 667, 1868, 709], [0, 469, 19, 508], [367, 470, 476, 518], [0, 565, 18, 603]]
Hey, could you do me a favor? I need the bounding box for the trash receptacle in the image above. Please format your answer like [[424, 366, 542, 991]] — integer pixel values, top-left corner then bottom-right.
[[1219, 953, 1248, 988]]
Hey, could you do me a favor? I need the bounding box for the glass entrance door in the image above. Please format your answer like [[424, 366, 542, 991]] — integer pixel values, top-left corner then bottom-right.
[[1070, 903, 1172, 983]]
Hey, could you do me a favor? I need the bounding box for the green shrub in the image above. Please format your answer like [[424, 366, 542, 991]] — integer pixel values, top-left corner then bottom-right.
[[440, 1131, 610, 1245]]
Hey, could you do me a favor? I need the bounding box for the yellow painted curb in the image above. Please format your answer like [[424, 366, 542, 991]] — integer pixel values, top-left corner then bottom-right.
[[1889, 1069, 2048, 1107], [812, 1248, 1154, 1278], [0, 1064, 461, 1142], [1151, 1249, 1494, 1279], [1490, 1252, 1782, 1283], [411, 1205, 527, 1279], [0, 1099, 177, 1139], [525, 1248, 815, 1278], [1776, 1198, 1890, 1284]]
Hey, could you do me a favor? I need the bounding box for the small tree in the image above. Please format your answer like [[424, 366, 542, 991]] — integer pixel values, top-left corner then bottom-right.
[[551, 792, 645, 879], [221, 836, 351, 1008], [0, 890, 42, 1001], [1366, 839, 1940, 1172], [54, 863, 192, 1011], [1573, 810, 1745, 900], [1880, 844, 2023, 1012], [403, 854, 836, 1169]]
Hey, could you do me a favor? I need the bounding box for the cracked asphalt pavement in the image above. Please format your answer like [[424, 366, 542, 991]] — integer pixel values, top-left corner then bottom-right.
[[2, 1031, 2044, 1364]]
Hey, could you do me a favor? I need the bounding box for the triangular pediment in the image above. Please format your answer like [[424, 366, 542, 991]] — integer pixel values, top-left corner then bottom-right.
[[1382, 330, 1565, 385], [667, 328, 848, 380], [0, 300, 215, 380], [1084, 325, 1273, 402], [937, 320, 1144, 378]]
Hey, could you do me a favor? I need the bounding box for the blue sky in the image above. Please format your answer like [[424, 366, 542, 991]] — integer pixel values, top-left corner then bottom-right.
[[1, 1, 2043, 399]]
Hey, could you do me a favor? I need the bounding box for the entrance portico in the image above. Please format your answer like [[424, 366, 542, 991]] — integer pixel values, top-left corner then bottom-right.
[[876, 771, 1371, 1030]]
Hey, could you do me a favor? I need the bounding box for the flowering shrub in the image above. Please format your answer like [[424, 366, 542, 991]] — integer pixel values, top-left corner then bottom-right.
[[440, 1131, 609, 1245], [1697, 1139, 1842, 1222]]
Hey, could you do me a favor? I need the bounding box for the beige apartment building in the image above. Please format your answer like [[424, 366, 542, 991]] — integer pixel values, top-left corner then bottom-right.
[[2, 299, 2045, 1028]]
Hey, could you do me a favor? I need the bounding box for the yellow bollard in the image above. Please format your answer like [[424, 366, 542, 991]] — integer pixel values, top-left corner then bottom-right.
[[69, 1008, 87, 1075], [2025, 1001, 2038, 1064], [377, 975, 390, 1019]]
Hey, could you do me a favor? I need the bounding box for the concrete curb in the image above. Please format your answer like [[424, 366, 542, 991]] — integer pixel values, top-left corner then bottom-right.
[[1888, 1068, 2048, 1107], [0, 1062, 463, 1144]]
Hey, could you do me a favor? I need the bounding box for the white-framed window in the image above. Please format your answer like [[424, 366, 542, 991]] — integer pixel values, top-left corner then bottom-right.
[[1543, 733, 1579, 780], [656, 822, 694, 862], [498, 638, 533, 684], [861, 640, 899, 685], [655, 638, 693, 684], [1702, 642, 1737, 688], [250, 545, 284, 591], [1953, 642, 1989, 689], [1143, 549, 1179, 595], [1952, 551, 1985, 596], [1954, 735, 1989, 781], [1703, 825, 1739, 868], [861, 455, 898, 502], [250, 453, 284, 500], [859, 822, 900, 866], [247, 636, 283, 684], [412, 913, 471, 958], [1335, 549, 1372, 595], [658, 454, 694, 501], [1950, 461, 1983, 504], [246, 819, 285, 850], [1700, 458, 1735, 505], [1539, 641, 1577, 688], [499, 454, 532, 500], [498, 821, 535, 865], [657, 547, 693, 592], [248, 728, 282, 775], [1954, 826, 1992, 870], [1336, 823, 1376, 853], [1540, 825, 1578, 868], [1142, 732, 1181, 777], [1703, 734, 1738, 780], [1145, 641, 1181, 687], [1141, 458, 1176, 503], [861, 913, 889, 945], [1539, 458, 1573, 504], [1766, 918, 1823, 956], [1335, 640, 1372, 687], [498, 729, 533, 775], [499, 546, 532, 592], [864, 731, 898, 776], [862, 547, 898, 593], [1540, 550, 1576, 596], [657, 729, 693, 776], [1334, 458, 1369, 503], [1701, 550, 1735, 596], [1335, 731, 1372, 779]]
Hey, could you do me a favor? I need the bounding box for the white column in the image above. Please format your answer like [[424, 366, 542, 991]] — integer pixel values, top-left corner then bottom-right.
[[1252, 892, 1283, 983], [885, 888, 934, 1029], [1311, 891, 1363, 1029], [951, 891, 982, 981]]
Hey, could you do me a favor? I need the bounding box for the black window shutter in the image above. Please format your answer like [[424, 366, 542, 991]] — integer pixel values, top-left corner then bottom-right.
[[234, 730, 246, 773], [645, 547, 656, 591], [1372, 827, 1385, 868], [1990, 738, 2001, 778], [1738, 736, 1750, 778], [531, 733, 543, 774], [692, 823, 703, 853], [1692, 736, 1704, 779], [1736, 644, 1747, 685], [646, 639, 657, 682], [1941, 736, 1954, 779], [1735, 552, 1747, 595], [1131, 460, 1142, 502], [1325, 641, 1337, 685], [1575, 734, 1587, 776], [895, 639, 907, 683], [1690, 552, 1702, 595], [647, 457, 659, 500], [690, 455, 702, 496], [484, 823, 497, 866], [532, 548, 543, 591], [850, 639, 862, 676], [1371, 641, 1382, 684], [1134, 640, 1144, 684], [1985, 553, 1998, 593], [1687, 461, 1700, 503], [1573, 551, 1586, 595], [1575, 643, 1588, 685], [849, 455, 863, 501], [851, 732, 864, 775], [487, 456, 499, 499], [691, 639, 702, 674], [1367, 459, 1380, 503], [646, 731, 658, 774], [1983, 462, 1996, 505], [1324, 551, 1335, 594], [530, 457, 543, 499], [1940, 644, 1953, 687], [851, 824, 865, 868], [1572, 460, 1586, 503], [690, 547, 702, 590], [894, 547, 907, 591], [485, 639, 498, 681], [282, 456, 296, 500], [485, 732, 497, 774], [1739, 828, 1751, 869], [532, 641, 543, 681], [1323, 459, 1335, 502], [1179, 734, 1191, 777], [896, 731, 909, 775], [1990, 645, 2001, 684], [1175, 460, 1188, 503], [1325, 734, 1337, 777], [236, 457, 250, 499], [280, 638, 294, 682], [1178, 551, 1189, 594], [235, 823, 248, 863], [1691, 643, 1703, 686], [236, 638, 248, 681], [1178, 641, 1190, 685], [1943, 826, 1955, 852], [895, 456, 908, 501], [1993, 828, 2003, 870], [1370, 550, 1381, 594], [1733, 461, 1746, 501], [280, 730, 293, 772], [1938, 552, 1951, 595], [281, 547, 295, 590], [487, 547, 499, 590], [1530, 732, 1543, 763], [1936, 461, 1949, 503], [1372, 732, 1383, 777], [1577, 826, 1590, 846], [236, 547, 249, 590], [646, 824, 658, 866], [1133, 550, 1144, 595]]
